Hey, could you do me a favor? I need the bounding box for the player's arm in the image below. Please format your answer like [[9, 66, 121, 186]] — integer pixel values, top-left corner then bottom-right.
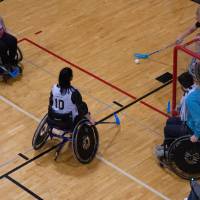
[[0, 16, 6, 31], [188, 99, 200, 142], [72, 89, 95, 124], [176, 23, 197, 44], [48, 91, 53, 113]]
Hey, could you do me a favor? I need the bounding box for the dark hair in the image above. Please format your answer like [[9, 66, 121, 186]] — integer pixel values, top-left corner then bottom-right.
[[58, 67, 73, 92], [178, 72, 193, 89]]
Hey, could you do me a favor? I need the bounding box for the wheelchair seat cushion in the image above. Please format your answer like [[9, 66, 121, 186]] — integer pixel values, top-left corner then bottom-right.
[[47, 111, 73, 131]]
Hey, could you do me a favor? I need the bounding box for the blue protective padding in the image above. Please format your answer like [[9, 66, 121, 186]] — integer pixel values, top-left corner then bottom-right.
[[10, 67, 20, 78], [114, 113, 120, 125], [134, 53, 149, 59], [0, 65, 20, 78], [167, 100, 171, 113]]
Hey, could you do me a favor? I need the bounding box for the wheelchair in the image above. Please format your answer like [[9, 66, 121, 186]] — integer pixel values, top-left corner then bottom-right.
[[0, 46, 23, 80], [158, 135, 200, 180], [32, 113, 99, 164]]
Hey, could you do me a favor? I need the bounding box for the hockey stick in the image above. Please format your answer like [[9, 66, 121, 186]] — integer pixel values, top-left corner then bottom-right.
[[97, 121, 117, 124], [134, 42, 175, 59], [95, 113, 120, 126]]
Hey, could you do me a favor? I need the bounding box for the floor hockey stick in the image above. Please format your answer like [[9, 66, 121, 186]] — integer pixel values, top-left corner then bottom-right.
[[134, 42, 175, 59], [95, 113, 120, 125]]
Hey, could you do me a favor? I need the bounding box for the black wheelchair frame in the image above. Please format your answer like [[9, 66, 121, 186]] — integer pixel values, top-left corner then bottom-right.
[[158, 135, 200, 180], [32, 114, 99, 164], [15, 46, 23, 63], [0, 46, 23, 80]]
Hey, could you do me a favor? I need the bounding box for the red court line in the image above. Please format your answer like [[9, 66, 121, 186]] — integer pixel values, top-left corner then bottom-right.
[[18, 38, 24, 43], [20, 37, 169, 118], [34, 31, 42, 35], [140, 101, 169, 118]]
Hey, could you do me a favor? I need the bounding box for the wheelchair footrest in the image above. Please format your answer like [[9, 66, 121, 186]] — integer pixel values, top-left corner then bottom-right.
[[54, 140, 67, 161]]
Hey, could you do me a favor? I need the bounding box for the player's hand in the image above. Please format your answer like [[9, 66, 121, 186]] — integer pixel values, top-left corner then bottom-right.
[[86, 113, 95, 125], [190, 135, 198, 143], [90, 118, 96, 125], [176, 38, 183, 44]]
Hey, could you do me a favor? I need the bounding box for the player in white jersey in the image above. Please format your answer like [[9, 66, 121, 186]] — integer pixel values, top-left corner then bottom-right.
[[48, 67, 95, 130]]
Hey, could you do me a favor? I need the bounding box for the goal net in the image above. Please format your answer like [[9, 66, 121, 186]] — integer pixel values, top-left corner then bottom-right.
[[172, 38, 200, 115]]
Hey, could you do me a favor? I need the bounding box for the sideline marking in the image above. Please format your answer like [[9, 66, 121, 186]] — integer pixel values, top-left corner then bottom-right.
[[97, 154, 171, 200], [6, 175, 43, 200]]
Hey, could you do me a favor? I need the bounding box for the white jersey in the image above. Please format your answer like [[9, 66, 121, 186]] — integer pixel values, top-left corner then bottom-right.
[[179, 84, 197, 122], [188, 57, 197, 77], [51, 84, 79, 120]]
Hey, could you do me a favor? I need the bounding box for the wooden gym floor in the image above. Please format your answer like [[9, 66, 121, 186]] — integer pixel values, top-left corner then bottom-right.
[[0, 0, 198, 199]]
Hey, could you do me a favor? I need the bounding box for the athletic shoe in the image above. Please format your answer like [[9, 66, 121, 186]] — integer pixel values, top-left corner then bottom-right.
[[155, 145, 164, 158]]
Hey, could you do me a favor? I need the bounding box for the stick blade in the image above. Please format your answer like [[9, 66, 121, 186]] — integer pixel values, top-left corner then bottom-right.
[[114, 113, 120, 125], [10, 67, 20, 78], [134, 53, 149, 59], [0, 65, 20, 78]]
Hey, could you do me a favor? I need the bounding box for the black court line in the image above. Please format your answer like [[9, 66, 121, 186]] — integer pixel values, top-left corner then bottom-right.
[[98, 80, 171, 124], [5, 175, 43, 200], [113, 101, 124, 107], [0, 144, 58, 179], [18, 153, 29, 161]]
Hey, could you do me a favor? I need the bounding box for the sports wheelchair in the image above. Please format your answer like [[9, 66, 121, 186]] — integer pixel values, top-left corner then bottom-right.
[[32, 113, 99, 164], [158, 135, 200, 180], [0, 46, 23, 80]]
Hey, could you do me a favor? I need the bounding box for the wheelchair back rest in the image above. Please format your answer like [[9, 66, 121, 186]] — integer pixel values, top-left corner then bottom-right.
[[47, 111, 73, 131]]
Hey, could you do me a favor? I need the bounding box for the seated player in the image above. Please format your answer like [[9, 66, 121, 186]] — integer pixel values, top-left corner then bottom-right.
[[0, 16, 18, 68], [48, 67, 95, 130], [155, 62, 200, 159]]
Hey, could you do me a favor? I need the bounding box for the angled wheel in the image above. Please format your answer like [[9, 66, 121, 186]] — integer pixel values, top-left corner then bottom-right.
[[32, 114, 50, 150], [167, 135, 200, 179], [72, 119, 99, 164], [16, 46, 23, 63]]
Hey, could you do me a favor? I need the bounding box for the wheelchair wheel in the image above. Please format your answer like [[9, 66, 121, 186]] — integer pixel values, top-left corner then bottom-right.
[[72, 119, 99, 164], [167, 135, 200, 179], [15, 47, 23, 63], [32, 114, 50, 150]]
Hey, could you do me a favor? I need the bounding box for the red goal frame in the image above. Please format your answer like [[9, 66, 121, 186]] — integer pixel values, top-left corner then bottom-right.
[[172, 38, 200, 115]]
